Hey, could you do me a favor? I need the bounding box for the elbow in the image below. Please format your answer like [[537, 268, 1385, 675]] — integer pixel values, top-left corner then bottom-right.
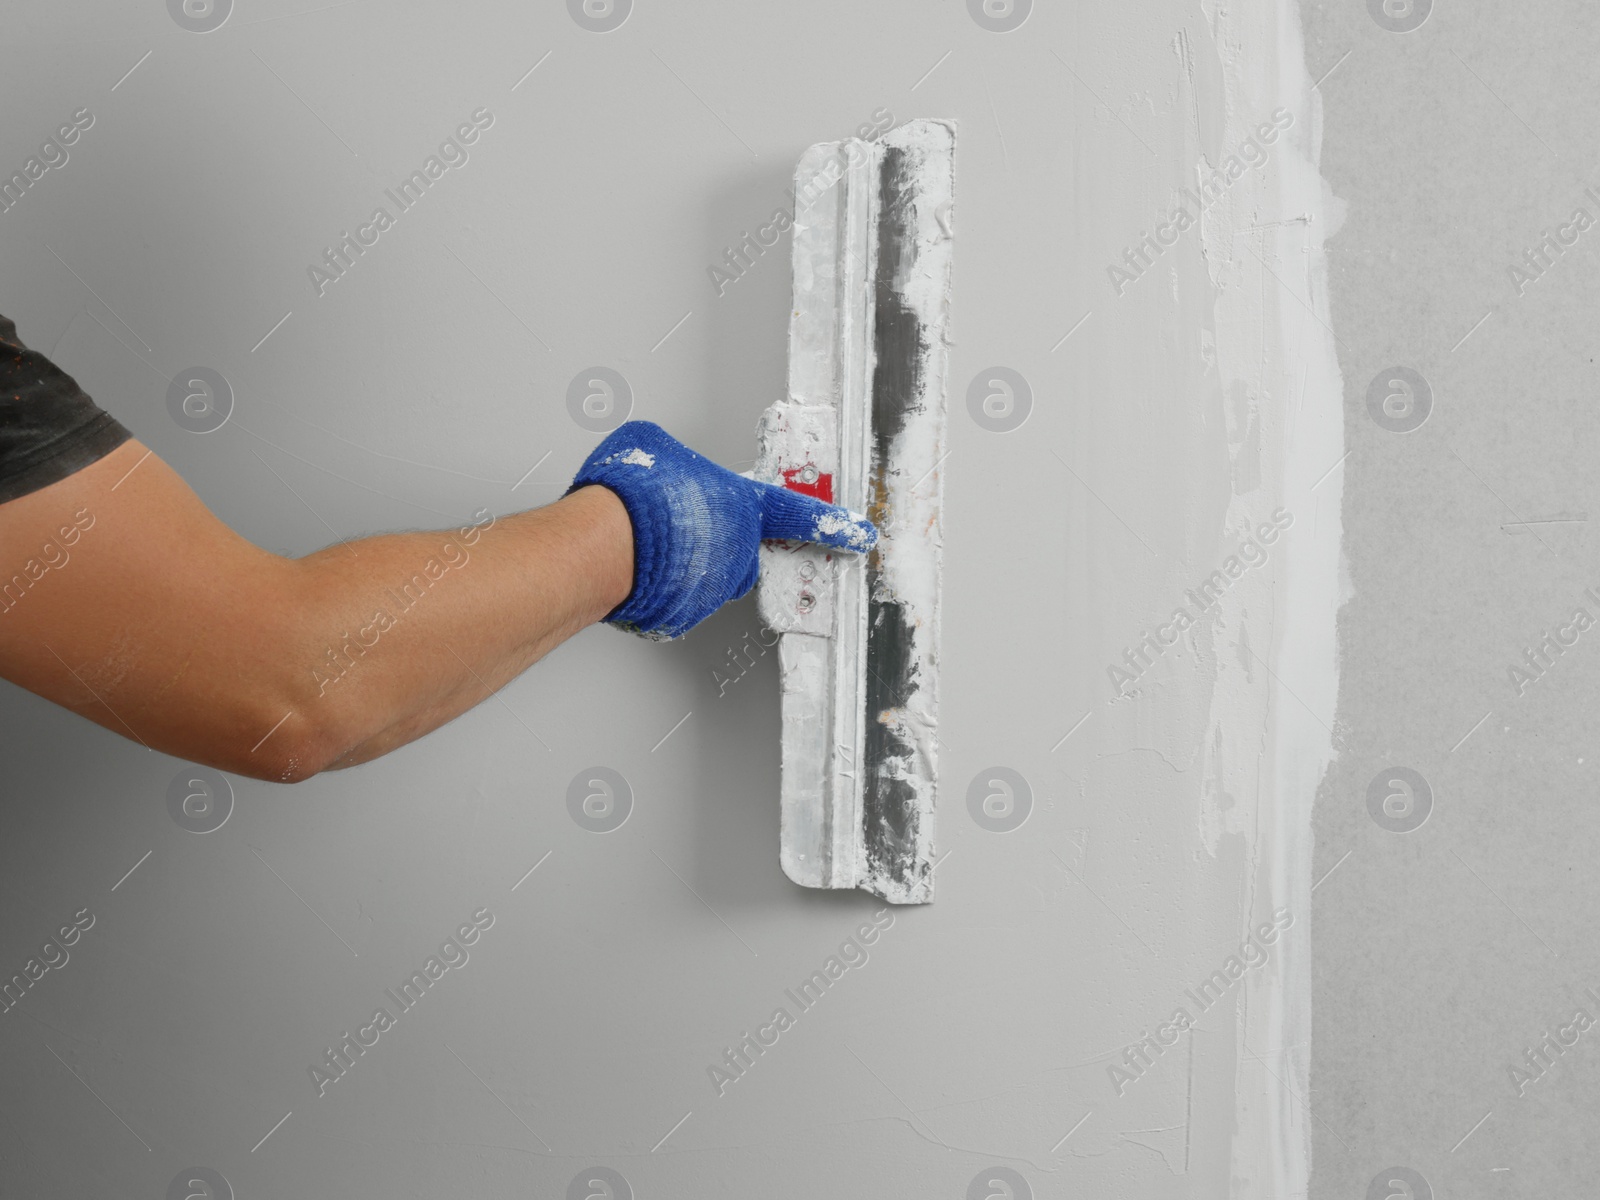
[[241, 746, 328, 786], [220, 705, 347, 785], [169, 564, 383, 783], [101, 694, 340, 786]]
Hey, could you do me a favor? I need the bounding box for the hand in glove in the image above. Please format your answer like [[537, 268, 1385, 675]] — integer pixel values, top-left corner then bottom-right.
[[567, 420, 876, 640]]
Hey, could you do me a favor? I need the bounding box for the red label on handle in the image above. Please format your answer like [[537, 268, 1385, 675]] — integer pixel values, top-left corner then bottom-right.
[[781, 467, 834, 504]]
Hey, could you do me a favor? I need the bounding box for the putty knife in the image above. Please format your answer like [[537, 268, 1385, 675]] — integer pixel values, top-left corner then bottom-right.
[[753, 118, 955, 904]]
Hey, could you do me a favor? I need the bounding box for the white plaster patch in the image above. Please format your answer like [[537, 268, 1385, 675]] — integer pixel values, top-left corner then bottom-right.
[[1186, 0, 1343, 1195]]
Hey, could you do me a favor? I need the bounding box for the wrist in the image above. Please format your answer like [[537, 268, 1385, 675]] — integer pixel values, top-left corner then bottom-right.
[[566, 484, 635, 617]]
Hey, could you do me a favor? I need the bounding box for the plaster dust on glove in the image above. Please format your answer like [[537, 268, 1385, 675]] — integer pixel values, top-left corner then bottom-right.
[[813, 508, 875, 551], [754, 117, 955, 905]]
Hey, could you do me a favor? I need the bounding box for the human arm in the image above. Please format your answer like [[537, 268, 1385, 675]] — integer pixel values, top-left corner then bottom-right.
[[0, 422, 875, 783], [0, 438, 634, 782]]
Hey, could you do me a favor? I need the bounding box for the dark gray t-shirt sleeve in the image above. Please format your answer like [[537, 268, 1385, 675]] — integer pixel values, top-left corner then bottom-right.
[[0, 313, 133, 504]]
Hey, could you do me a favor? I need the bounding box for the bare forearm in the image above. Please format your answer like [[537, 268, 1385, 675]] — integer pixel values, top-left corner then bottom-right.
[[283, 485, 632, 773], [0, 437, 633, 783]]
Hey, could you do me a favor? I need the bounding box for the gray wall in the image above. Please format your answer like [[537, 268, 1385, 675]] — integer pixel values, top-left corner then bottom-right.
[[1304, 0, 1600, 1195], [0, 2, 1332, 1197]]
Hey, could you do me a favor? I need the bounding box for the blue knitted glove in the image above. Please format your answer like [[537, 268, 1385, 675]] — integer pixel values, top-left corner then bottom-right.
[[566, 420, 877, 640]]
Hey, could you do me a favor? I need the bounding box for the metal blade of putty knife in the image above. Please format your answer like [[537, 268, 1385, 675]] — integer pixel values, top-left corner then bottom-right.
[[754, 118, 955, 904]]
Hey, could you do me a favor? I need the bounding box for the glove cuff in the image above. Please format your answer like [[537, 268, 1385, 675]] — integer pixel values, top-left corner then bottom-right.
[[566, 441, 676, 639]]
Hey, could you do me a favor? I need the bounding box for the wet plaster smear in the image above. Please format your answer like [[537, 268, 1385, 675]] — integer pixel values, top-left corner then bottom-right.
[[0, 2, 1340, 1197], [1019, 0, 1342, 1193]]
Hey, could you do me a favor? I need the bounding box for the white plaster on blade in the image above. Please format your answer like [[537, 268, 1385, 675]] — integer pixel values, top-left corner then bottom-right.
[[854, 118, 953, 904], [756, 137, 879, 893]]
